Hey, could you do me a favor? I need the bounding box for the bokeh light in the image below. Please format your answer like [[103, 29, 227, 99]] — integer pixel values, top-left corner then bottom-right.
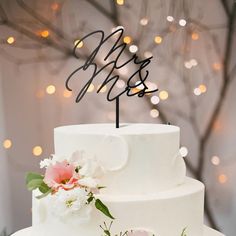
[[159, 90, 169, 100], [154, 36, 163, 44], [129, 45, 138, 53], [123, 36, 132, 44], [33, 146, 43, 157], [63, 90, 72, 98], [179, 19, 187, 26], [87, 83, 95, 92], [180, 146, 188, 157], [3, 139, 12, 149], [150, 109, 159, 118], [98, 84, 107, 93], [211, 156, 220, 166], [7, 36, 15, 44], [193, 88, 201, 96], [199, 84, 207, 93], [40, 30, 50, 38], [74, 39, 84, 48], [218, 174, 228, 184], [150, 95, 160, 105], [51, 3, 60, 11], [46, 85, 56, 95], [192, 32, 199, 40], [116, 0, 124, 5], [140, 18, 149, 26], [213, 63, 222, 71], [167, 16, 174, 22]]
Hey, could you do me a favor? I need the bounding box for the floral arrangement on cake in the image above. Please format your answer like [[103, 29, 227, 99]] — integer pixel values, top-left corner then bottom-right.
[[26, 150, 114, 220], [100, 222, 187, 236]]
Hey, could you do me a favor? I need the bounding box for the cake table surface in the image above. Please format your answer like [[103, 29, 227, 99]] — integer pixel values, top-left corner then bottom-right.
[[11, 226, 225, 236]]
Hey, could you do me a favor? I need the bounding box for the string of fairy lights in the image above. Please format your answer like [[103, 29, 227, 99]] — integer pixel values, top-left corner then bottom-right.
[[0, 0, 227, 185]]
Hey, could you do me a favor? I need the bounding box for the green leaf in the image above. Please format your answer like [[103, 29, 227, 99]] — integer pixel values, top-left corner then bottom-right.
[[98, 186, 106, 190], [39, 182, 51, 194], [95, 199, 115, 219], [27, 179, 44, 191], [87, 196, 94, 204], [36, 189, 52, 199], [26, 172, 43, 185], [181, 227, 187, 236]]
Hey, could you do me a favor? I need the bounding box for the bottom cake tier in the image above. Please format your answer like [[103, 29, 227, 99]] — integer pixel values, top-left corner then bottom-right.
[[11, 226, 225, 236], [30, 178, 212, 236]]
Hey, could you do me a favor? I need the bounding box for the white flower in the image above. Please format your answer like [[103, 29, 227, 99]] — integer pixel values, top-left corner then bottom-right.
[[51, 188, 91, 219], [78, 177, 99, 189], [39, 155, 65, 168], [70, 151, 105, 178], [40, 158, 55, 168]]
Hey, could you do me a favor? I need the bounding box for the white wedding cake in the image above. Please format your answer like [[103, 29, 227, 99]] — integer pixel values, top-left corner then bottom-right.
[[13, 124, 224, 236]]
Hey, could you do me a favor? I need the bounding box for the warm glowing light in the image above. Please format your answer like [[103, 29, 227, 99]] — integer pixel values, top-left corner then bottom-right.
[[46, 85, 56, 95], [213, 63, 222, 71], [3, 139, 12, 149], [87, 84, 95, 92], [193, 88, 201, 96], [185, 59, 198, 69], [129, 45, 138, 53], [7, 37, 15, 44], [167, 16, 174, 22], [123, 36, 132, 44], [131, 88, 141, 94], [179, 19, 187, 26], [140, 18, 149, 26], [150, 109, 159, 118], [191, 33, 199, 40], [74, 39, 84, 48], [154, 36, 163, 44], [40, 30, 50, 38], [184, 61, 192, 69], [33, 146, 43, 156], [190, 59, 198, 66], [63, 90, 72, 98], [116, 0, 124, 5], [199, 84, 207, 93], [98, 84, 107, 93], [211, 156, 220, 166], [51, 3, 60, 11], [180, 147, 188, 157], [159, 90, 169, 100], [218, 174, 227, 184], [144, 51, 153, 58], [135, 81, 145, 90], [150, 95, 160, 105]]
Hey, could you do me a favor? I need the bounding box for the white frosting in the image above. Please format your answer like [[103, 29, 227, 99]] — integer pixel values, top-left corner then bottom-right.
[[32, 178, 204, 236], [11, 226, 226, 236], [54, 123, 185, 194]]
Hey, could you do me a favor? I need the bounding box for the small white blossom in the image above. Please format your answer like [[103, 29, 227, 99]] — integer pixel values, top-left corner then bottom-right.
[[78, 177, 99, 189], [40, 158, 55, 168], [51, 188, 91, 218], [70, 151, 105, 178]]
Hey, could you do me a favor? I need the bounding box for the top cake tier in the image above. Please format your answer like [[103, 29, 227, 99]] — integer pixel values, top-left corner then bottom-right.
[[54, 123, 186, 195]]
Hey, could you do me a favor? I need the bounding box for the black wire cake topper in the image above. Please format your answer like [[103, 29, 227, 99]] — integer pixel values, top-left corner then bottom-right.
[[66, 28, 158, 128]]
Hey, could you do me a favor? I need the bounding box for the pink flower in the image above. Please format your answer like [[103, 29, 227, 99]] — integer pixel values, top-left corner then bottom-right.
[[44, 160, 79, 191]]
